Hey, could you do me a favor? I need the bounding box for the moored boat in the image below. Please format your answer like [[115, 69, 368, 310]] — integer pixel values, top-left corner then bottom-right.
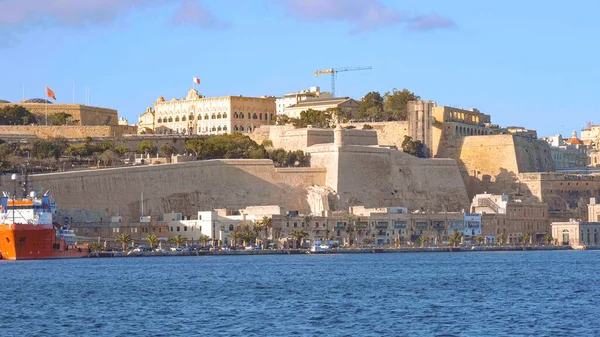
[[0, 173, 88, 260]]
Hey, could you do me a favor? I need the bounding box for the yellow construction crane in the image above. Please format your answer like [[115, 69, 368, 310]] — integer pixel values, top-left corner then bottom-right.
[[315, 66, 372, 97]]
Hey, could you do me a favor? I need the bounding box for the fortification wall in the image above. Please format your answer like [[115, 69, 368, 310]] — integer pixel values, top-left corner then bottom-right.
[[340, 121, 409, 148], [307, 143, 469, 212], [520, 172, 600, 220], [0, 103, 119, 126], [1, 160, 326, 223], [437, 134, 554, 199], [0, 125, 137, 139]]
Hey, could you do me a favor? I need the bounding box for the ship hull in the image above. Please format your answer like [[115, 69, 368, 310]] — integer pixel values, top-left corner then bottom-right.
[[0, 224, 88, 260]]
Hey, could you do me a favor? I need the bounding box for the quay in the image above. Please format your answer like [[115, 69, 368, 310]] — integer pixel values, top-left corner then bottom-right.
[[89, 245, 575, 258]]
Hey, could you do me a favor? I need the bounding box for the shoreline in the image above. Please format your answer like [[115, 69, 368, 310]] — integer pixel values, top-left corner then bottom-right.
[[88, 245, 583, 258]]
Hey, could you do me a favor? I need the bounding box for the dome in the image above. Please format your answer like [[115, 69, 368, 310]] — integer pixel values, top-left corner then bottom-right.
[[156, 95, 165, 102], [0, 99, 10, 103], [22, 98, 53, 104], [566, 137, 584, 145]]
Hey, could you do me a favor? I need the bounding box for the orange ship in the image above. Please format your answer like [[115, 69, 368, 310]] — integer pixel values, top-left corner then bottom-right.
[[0, 178, 88, 260]]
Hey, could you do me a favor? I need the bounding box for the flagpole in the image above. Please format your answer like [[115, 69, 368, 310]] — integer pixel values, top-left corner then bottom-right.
[[45, 87, 48, 126]]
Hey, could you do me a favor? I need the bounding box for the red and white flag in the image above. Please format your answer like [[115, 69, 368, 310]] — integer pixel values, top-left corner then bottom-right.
[[193, 77, 201, 84]]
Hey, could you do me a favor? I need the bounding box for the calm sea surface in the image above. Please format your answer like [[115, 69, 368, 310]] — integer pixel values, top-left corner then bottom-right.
[[1, 251, 600, 336]]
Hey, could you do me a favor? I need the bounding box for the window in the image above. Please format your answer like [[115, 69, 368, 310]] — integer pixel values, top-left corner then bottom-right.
[[168, 117, 173, 122], [259, 113, 262, 120], [189, 115, 194, 120], [211, 114, 216, 119], [177, 226, 180, 232], [240, 113, 244, 118], [157, 118, 162, 123], [170, 227, 173, 232], [217, 114, 222, 119], [199, 215, 202, 220], [234, 125, 238, 131], [175, 117, 180, 122], [184, 226, 187, 231], [229, 224, 234, 231], [204, 114, 209, 119], [182, 116, 186, 121], [253, 113, 258, 120], [223, 126, 228, 131], [234, 113, 239, 118], [223, 113, 227, 118], [240, 126, 244, 131]]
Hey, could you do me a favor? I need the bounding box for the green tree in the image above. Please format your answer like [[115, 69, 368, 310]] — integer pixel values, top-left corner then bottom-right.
[[137, 140, 158, 155], [114, 145, 129, 156], [357, 91, 384, 121], [290, 229, 308, 249], [49, 112, 72, 126], [116, 233, 131, 251], [65, 144, 90, 158], [276, 114, 290, 125], [383, 88, 420, 121], [253, 222, 266, 246], [474, 236, 485, 246], [449, 231, 463, 247], [145, 234, 158, 249], [185, 138, 204, 157], [362, 124, 373, 130], [98, 149, 119, 167], [543, 234, 553, 246], [401, 135, 426, 158], [31, 139, 63, 159], [291, 109, 332, 128], [170, 235, 186, 248], [0, 105, 37, 125], [159, 143, 177, 157]]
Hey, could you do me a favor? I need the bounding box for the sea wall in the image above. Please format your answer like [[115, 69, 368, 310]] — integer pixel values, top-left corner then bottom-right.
[[0, 125, 137, 139]]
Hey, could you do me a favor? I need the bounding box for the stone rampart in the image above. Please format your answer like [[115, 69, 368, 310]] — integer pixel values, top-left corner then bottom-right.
[[0, 103, 119, 126], [307, 141, 470, 212], [0, 125, 137, 139], [437, 134, 554, 198], [0, 160, 326, 224], [341, 121, 409, 148]]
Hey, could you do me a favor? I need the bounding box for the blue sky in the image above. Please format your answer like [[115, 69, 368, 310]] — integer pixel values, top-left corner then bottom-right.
[[0, 0, 598, 137]]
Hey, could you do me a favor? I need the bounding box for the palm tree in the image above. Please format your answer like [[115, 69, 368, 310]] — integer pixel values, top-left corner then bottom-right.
[[419, 236, 430, 248], [497, 233, 506, 246], [145, 234, 158, 249], [290, 229, 308, 249], [116, 233, 131, 251], [362, 237, 375, 247], [543, 234, 553, 246], [521, 233, 531, 247], [474, 236, 485, 246], [261, 216, 273, 243], [253, 222, 266, 246], [198, 234, 210, 248], [449, 232, 462, 247], [170, 235, 185, 248], [90, 242, 102, 253], [229, 231, 242, 247]]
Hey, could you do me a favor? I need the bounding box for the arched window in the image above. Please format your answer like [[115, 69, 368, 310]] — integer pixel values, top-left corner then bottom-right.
[[240, 126, 244, 131], [157, 118, 162, 123], [217, 113, 222, 119], [217, 126, 222, 131], [234, 113, 239, 118], [240, 113, 244, 119], [229, 224, 234, 231], [175, 116, 180, 122], [168, 117, 173, 122], [222, 113, 227, 118], [259, 113, 262, 120], [234, 125, 238, 131], [211, 114, 216, 119], [189, 114, 194, 120], [253, 113, 257, 119], [211, 126, 217, 131], [181, 116, 186, 121], [223, 126, 228, 131], [270, 114, 273, 120]]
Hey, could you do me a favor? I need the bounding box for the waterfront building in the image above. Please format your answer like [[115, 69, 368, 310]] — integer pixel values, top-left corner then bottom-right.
[[551, 198, 600, 248], [282, 97, 360, 119], [471, 193, 549, 244], [151, 89, 275, 135], [275, 86, 332, 115]]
